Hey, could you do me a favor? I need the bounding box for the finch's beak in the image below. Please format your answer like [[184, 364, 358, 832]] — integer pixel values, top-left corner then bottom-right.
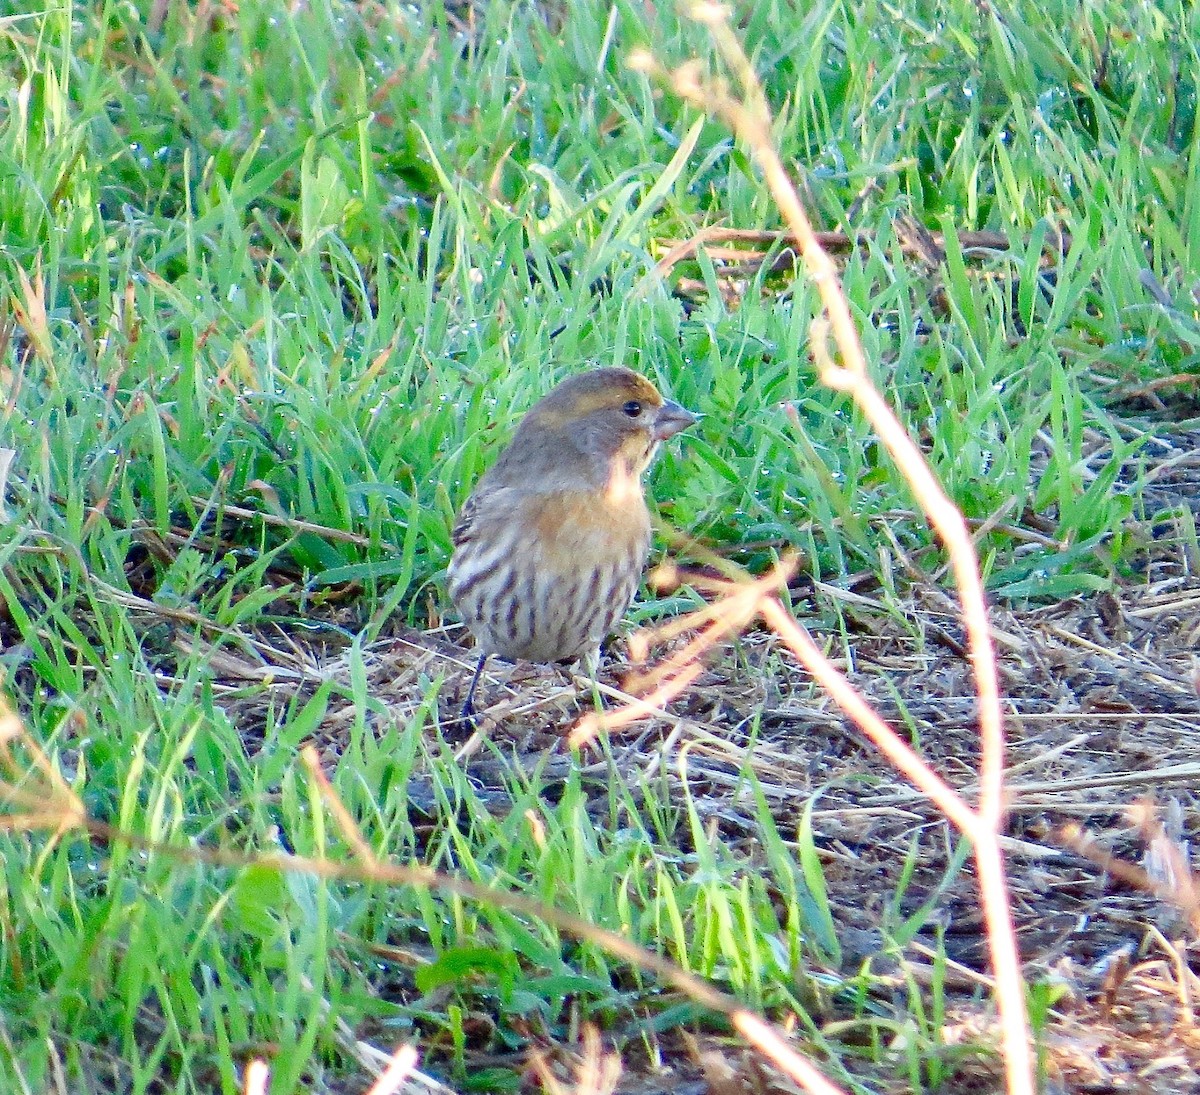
[[652, 400, 698, 441]]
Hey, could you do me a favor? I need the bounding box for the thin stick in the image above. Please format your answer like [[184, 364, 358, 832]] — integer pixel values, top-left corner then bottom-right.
[[633, 7, 1033, 1091]]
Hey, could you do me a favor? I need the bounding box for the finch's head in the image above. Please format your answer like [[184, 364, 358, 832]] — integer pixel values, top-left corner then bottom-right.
[[499, 368, 697, 492]]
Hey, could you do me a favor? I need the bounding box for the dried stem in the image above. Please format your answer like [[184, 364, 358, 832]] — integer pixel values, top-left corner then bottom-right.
[[632, 6, 1034, 1092]]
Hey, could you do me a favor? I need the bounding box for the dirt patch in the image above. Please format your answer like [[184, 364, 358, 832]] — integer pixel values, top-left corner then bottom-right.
[[90, 426, 1199, 1093], [179, 528, 1200, 1092]]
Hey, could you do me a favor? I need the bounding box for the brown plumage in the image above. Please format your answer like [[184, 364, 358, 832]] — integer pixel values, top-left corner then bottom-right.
[[447, 367, 696, 717]]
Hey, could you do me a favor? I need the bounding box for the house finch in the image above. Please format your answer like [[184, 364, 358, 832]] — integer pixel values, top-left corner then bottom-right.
[[448, 367, 697, 718]]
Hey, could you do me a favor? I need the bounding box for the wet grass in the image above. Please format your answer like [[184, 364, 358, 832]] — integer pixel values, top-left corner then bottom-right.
[[1, 0, 1198, 1091]]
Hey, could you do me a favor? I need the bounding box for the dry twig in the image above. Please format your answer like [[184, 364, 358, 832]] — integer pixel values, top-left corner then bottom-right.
[[624, 5, 1034, 1092]]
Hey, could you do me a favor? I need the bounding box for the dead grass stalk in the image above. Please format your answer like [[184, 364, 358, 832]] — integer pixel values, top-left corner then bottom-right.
[[627, 5, 1034, 1091]]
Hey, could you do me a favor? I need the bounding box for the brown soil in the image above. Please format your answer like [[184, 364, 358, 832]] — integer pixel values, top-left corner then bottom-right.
[[190, 488, 1200, 1093]]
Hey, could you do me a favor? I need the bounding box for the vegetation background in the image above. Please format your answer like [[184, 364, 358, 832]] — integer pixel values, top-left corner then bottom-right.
[[1, 0, 1198, 1091]]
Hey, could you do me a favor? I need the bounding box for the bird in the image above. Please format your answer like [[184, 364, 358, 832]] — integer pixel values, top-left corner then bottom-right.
[[447, 367, 697, 721]]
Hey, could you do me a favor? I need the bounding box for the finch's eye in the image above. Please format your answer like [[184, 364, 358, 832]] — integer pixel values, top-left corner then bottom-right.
[[622, 400, 643, 417]]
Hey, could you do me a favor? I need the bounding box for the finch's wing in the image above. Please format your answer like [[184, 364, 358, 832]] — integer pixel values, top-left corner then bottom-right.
[[451, 492, 482, 548], [451, 484, 521, 548]]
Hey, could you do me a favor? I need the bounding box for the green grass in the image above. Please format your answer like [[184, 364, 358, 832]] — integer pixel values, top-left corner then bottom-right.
[[2, 0, 1198, 1090]]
